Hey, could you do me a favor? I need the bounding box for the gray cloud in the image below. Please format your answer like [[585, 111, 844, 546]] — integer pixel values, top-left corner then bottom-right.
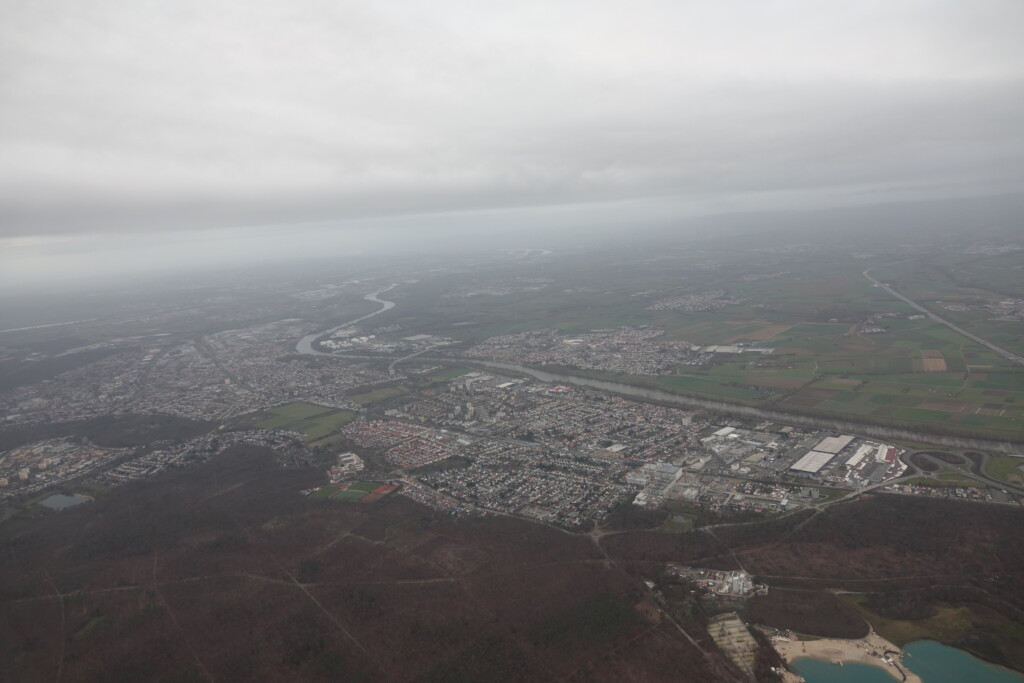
[[1, 0, 1023, 240]]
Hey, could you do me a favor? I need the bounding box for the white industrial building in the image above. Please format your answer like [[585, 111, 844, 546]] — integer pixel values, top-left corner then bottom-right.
[[845, 444, 874, 468], [813, 435, 855, 454], [789, 450, 834, 474]]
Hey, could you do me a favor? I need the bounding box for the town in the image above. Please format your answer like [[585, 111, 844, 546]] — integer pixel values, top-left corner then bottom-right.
[[5, 310, 1019, 527]]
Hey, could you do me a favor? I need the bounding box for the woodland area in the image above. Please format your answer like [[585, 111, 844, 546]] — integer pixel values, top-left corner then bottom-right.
[[0, 446, 737, 683], [0, 414, 213, 451], [5, 438, 1024, 679]]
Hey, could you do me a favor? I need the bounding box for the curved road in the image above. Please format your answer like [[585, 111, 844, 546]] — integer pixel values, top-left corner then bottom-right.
[[905, 449, 1024, 496], [295, 284, 397, 355], [863, 266, 1024, 366]]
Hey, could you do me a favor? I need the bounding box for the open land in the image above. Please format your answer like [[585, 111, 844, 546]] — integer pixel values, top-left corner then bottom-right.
[[438, 250, 1024, 442], [6, 445, 1024, 681], [2, 228, 1024, 681], [0, 445, 741, 682]]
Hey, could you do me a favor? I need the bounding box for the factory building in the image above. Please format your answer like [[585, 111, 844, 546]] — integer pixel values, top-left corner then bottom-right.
[[813, 435, 855, 454], [789, 450, 834, 475]]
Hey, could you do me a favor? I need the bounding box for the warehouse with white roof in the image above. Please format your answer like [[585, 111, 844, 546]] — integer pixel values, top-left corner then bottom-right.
[[789, 451, 835, 475], [813, 435, 855, 454]]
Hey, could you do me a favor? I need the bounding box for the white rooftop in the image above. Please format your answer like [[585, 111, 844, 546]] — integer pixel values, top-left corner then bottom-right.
[[790, 450, 835, 473], [814, 435, 855, 454]]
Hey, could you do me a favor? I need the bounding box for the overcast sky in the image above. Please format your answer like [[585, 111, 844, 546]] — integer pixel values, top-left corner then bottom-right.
[[2, 1, 1023, 284]]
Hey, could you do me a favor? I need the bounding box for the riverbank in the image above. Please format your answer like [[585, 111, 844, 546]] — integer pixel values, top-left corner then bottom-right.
[[294, 283, 397, 355], [772, 632, 922, 683], [454, 359, 1024, 452], [292, 351, 1023, 452]]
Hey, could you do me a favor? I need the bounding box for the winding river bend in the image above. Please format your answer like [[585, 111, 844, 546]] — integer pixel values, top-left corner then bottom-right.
[[295, 284, 397, 356]]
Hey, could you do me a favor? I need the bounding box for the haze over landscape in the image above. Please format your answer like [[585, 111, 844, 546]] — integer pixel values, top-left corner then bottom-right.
[[3, 0, 1024, 284], [2, 3, 1024, 682]]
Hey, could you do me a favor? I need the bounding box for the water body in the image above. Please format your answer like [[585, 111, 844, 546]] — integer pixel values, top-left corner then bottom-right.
[[903, 640, 1024, 683], [793, 641, 1024, 683], [286, 352, 1017, 453], [792, 657, 896, 682], [434, 359, 1018, 454], [40, 493, 89, 510], [295, 284, 397, 355]]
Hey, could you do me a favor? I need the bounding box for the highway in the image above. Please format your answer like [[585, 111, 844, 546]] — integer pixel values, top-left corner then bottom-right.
[[904, 449, 1024, 496], [288, 350, 1023, 452], [863, 266, 1024, 367]]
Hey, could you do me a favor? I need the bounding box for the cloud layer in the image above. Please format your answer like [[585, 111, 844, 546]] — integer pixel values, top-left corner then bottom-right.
[[2, 0, 1023, 237]]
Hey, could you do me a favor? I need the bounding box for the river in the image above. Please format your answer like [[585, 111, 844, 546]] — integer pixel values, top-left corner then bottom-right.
[[295, 284, 397, 355], [457, 359, 1022, 453], [794, 640, 1024, 683], [289, 342, 1022, 452], [294, 319, 1020, 452]]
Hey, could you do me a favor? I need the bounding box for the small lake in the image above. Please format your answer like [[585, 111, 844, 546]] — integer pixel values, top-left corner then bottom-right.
[[40, 493, 89, 510], [792, 657, 895, 682], [794, 640, 1024, 683], [904, 640, 1024, 683]]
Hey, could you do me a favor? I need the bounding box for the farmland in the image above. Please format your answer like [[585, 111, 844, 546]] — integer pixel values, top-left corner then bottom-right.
[[403, 245, 1024, 441], [986, 456, 1024, 485], [870, 249, 1024, 359]]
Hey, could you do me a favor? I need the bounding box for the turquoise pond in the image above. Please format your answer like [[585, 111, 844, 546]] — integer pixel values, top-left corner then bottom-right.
[[792, 657, 895, 682], [39, 493, 89, 510], [793, 640, 1024, 683]]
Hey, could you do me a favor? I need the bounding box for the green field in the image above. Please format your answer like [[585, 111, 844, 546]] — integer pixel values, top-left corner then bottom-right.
[[349, 385, 410, 405], [845, 595, 975, 646], [385, 243, 1024, 441], [652, 313, 1024, 441], [843, 594, 1024, 668], [644, 327, 1022, 439], [308, 486, 341, 499], [985, 456, 1024, 485], [871, 250, 1024, 359], [428, 367, 474, 381], [250, 402, 356, 442], [580, 311, 1024, 439], [331, 490, 368, 501]]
